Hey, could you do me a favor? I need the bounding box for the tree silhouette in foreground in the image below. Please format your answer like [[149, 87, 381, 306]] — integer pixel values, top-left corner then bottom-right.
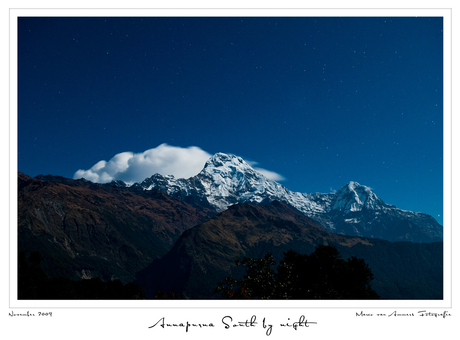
[[215, 245, 380, 299]]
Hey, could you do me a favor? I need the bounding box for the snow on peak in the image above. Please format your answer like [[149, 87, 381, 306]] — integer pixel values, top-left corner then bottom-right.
[[204, 153, 248, 169], [332, 181, 382, 212], [197, 153, 280, 210], [200, 153, 271, 189], [347, 181, 360, 190]]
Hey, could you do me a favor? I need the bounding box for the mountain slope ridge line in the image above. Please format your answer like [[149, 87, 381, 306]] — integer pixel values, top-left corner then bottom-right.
[[124, 152, 442, 243]]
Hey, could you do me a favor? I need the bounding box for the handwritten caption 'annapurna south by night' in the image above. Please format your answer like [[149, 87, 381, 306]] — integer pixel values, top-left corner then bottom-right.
[[149, 314, 317, 336]]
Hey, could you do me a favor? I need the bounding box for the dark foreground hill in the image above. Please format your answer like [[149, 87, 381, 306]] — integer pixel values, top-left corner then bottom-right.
[[18, 173, 210, 283], [136, 201, 443, 300]]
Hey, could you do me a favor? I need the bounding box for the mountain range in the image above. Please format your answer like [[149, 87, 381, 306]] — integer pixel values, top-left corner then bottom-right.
[[130, 152, 442, 243], [17, 152, 443, 299]]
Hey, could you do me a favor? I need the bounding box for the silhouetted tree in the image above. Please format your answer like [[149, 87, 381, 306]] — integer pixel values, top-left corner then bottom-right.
[[215, 245, 379, 299], [215, 253, 277, 299]]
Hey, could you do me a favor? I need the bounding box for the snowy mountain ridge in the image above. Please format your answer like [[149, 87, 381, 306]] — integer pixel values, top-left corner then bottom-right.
[[129, 152, 442, 242], [135, 153, 389, 215]]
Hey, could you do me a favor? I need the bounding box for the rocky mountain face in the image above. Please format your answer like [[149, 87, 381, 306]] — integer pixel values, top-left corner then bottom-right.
[[18, 173, 210, 283], [135, 201, 443, 299], [130, 153, 442, 243]]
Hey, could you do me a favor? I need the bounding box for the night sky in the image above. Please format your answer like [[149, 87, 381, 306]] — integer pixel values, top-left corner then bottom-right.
[[17, 16, 444, 223]]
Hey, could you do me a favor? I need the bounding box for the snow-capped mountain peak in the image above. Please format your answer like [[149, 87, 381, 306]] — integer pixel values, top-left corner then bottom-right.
[[197, 153, 285, 210], [331, 181, 385, 212], [201, 153, 259, 183]]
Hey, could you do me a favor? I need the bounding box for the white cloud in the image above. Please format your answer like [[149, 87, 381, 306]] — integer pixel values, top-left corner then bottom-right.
[[246, 160, 286, 181], [74, 144, 212, 184], [253, 167, 286, 182], [74, 143, 286, 184]]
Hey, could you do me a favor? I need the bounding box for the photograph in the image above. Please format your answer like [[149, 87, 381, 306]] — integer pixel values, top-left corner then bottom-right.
[[5, 2, 457, 339]]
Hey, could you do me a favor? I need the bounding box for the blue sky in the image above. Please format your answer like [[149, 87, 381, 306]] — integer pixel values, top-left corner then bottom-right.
[[17, 16, 444, 223]]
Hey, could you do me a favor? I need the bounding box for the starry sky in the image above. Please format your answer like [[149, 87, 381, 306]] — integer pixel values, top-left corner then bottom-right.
[[17, 16, 444, 224]]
